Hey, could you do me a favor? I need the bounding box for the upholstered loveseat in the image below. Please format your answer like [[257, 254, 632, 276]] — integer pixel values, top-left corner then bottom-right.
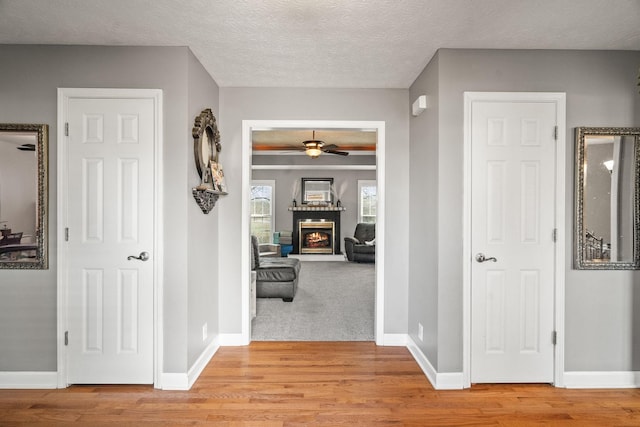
[[251, 235, 300, 302]]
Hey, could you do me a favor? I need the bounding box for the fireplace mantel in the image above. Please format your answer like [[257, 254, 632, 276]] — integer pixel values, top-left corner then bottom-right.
[[288, 206, 346, 212]]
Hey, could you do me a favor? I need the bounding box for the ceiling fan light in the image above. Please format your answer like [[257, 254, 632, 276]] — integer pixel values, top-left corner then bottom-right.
[[304, 139, 323, 158], [305, 146, 322, 158]]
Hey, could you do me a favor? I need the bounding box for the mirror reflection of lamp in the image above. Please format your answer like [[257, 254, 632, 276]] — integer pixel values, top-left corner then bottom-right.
[[603, 160, 614, 174], [0, 221, 10, 239]]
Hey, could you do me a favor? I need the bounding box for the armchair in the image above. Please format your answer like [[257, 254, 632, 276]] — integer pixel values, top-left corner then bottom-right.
[[344, 223, 375, 263]]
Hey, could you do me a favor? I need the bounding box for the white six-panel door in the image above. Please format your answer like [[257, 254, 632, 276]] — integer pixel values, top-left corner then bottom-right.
[[470, 100, 557, 383], [65, 97, 155, 384]]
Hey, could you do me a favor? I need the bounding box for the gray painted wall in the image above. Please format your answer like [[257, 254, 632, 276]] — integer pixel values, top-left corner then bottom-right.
[[409, 49, 640, 373], [187, 51, 220, 369], [408, 52, 441, 368], [218, 88, 410, 336], [0, 45, 220, 374]]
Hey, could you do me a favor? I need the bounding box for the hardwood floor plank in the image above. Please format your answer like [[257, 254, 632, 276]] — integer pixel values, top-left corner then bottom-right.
[[1, 342, 639, 425]]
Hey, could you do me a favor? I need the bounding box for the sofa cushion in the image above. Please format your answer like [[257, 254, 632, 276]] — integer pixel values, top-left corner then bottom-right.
[[256, 257, 300, 282]]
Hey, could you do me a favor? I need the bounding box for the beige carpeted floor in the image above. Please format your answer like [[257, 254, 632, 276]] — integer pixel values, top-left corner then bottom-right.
[[251, 261, 375, 341]]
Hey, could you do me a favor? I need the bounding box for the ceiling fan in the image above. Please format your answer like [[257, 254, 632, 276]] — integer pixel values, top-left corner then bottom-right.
[[301, 131, 349, 158]]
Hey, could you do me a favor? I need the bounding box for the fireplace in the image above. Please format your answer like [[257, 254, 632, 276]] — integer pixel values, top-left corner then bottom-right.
[[290, 206, 344, 255], [299, 220, 334, 254]]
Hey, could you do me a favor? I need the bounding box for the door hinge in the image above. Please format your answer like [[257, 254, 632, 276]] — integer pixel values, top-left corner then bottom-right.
[[64, 331, 69, 346], [65, 122, 69, 137], [553, 125, 558, 140], [552, 331, 557, 345], [552, 228, 558, 242], [65, 227, 69, 242]]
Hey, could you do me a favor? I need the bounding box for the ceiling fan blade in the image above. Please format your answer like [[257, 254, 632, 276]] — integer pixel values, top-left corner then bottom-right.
[[323, 149, 349, 156], [321, 144, 338, 150], [17, 144, 35, 151]]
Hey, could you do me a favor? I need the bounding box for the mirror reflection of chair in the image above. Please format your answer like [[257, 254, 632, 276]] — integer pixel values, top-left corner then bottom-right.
[[0, 232, 22, 246]]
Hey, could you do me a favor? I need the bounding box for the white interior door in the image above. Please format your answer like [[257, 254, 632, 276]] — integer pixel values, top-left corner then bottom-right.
[[470, 100, 557, 383], [65, 96, 155, 384]]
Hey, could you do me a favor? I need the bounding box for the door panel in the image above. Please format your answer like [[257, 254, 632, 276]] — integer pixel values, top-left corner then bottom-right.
[[66, 98, 154, 384], [471, 101, 556, 383]]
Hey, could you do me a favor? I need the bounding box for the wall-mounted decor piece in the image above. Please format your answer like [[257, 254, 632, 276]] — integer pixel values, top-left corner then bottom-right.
[[0, 123, 49, 269], [301, 178, 333, 205], [192, 108, 227, 214], [574, 127, 640, 269]]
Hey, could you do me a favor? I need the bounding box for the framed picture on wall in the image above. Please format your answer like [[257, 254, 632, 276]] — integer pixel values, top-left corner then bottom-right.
[[210, 160, 227, 193]]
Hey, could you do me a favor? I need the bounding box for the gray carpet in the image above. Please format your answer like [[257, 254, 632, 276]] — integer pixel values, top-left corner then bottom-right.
[[251, 261, 375, 341]]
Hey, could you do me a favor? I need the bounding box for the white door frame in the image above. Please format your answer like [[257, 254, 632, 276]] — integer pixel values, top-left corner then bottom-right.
[[241, 120, 386, 344], [56, 88, 164, 388], [462, 92, 566, 387]]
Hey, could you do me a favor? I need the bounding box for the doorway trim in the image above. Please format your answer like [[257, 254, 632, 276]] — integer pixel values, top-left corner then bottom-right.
[[462, 92, 566, 387], [241, 120, 386, 344], [56, 88, 164, 388]]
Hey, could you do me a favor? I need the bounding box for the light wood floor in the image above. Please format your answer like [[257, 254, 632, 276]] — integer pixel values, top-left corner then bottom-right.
[[2, 342, 639, 426]]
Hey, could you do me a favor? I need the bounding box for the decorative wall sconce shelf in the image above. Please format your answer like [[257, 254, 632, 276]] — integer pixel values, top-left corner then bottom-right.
[[192, 187, 228, 214]]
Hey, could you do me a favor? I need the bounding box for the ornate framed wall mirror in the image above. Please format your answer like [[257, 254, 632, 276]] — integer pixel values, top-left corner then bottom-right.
[[575, 127, 640, 269], [192, 108, 221, 185], [0, 123, 48, 269]]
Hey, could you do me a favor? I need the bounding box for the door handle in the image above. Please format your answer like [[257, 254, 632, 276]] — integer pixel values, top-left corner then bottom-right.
[[475, 253, 497, 263], [127, 251, 150, 262]]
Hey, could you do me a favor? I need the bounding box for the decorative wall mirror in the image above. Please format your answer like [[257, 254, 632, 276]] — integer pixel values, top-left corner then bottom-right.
[[192, 109, 226, 214], [0, 123, 48, 269], [193, 108, 221, 182], [575, 127, 640, 269], [302, 178, 333, 205]]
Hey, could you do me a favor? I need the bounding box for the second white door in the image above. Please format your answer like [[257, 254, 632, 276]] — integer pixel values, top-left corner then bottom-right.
[[64, 94, 156, 384], [470, 98, 557, 383]]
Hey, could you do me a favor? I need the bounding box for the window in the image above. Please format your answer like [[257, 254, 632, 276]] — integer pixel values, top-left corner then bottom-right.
[[250, 180, 275, 244], [358, 180, 377, 224]]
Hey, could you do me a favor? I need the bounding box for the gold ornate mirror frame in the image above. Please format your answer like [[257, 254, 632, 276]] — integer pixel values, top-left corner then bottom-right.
[[0, 123, 49, 269], [575, 126, 640, 269]]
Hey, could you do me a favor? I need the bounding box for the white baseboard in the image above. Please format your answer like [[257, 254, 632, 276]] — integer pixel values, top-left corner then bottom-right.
[[0, 371, 58, 389], [219, 333, 249, 346], [161, 338, 220, 390], [406, 336, 464, 390], [564, 371, 640, 389], [380, 333, 408, 346], [160, 372, 189, 390]]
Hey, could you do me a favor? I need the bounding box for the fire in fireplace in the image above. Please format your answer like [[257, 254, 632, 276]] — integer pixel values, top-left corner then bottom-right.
[[304, 231, 330, 248], [299, 220, 335, 254]]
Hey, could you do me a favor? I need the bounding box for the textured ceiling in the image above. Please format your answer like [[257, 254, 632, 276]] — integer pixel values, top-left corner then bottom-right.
[[1, 0, 639, 88]]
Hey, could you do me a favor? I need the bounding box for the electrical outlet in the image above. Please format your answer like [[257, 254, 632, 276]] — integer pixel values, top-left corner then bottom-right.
[[202, 323, 208, 341], [418, 323, 424, 341]]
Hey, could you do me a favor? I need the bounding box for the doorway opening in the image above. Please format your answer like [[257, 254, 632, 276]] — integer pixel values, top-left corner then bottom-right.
[[241, 120, 386, 344]]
